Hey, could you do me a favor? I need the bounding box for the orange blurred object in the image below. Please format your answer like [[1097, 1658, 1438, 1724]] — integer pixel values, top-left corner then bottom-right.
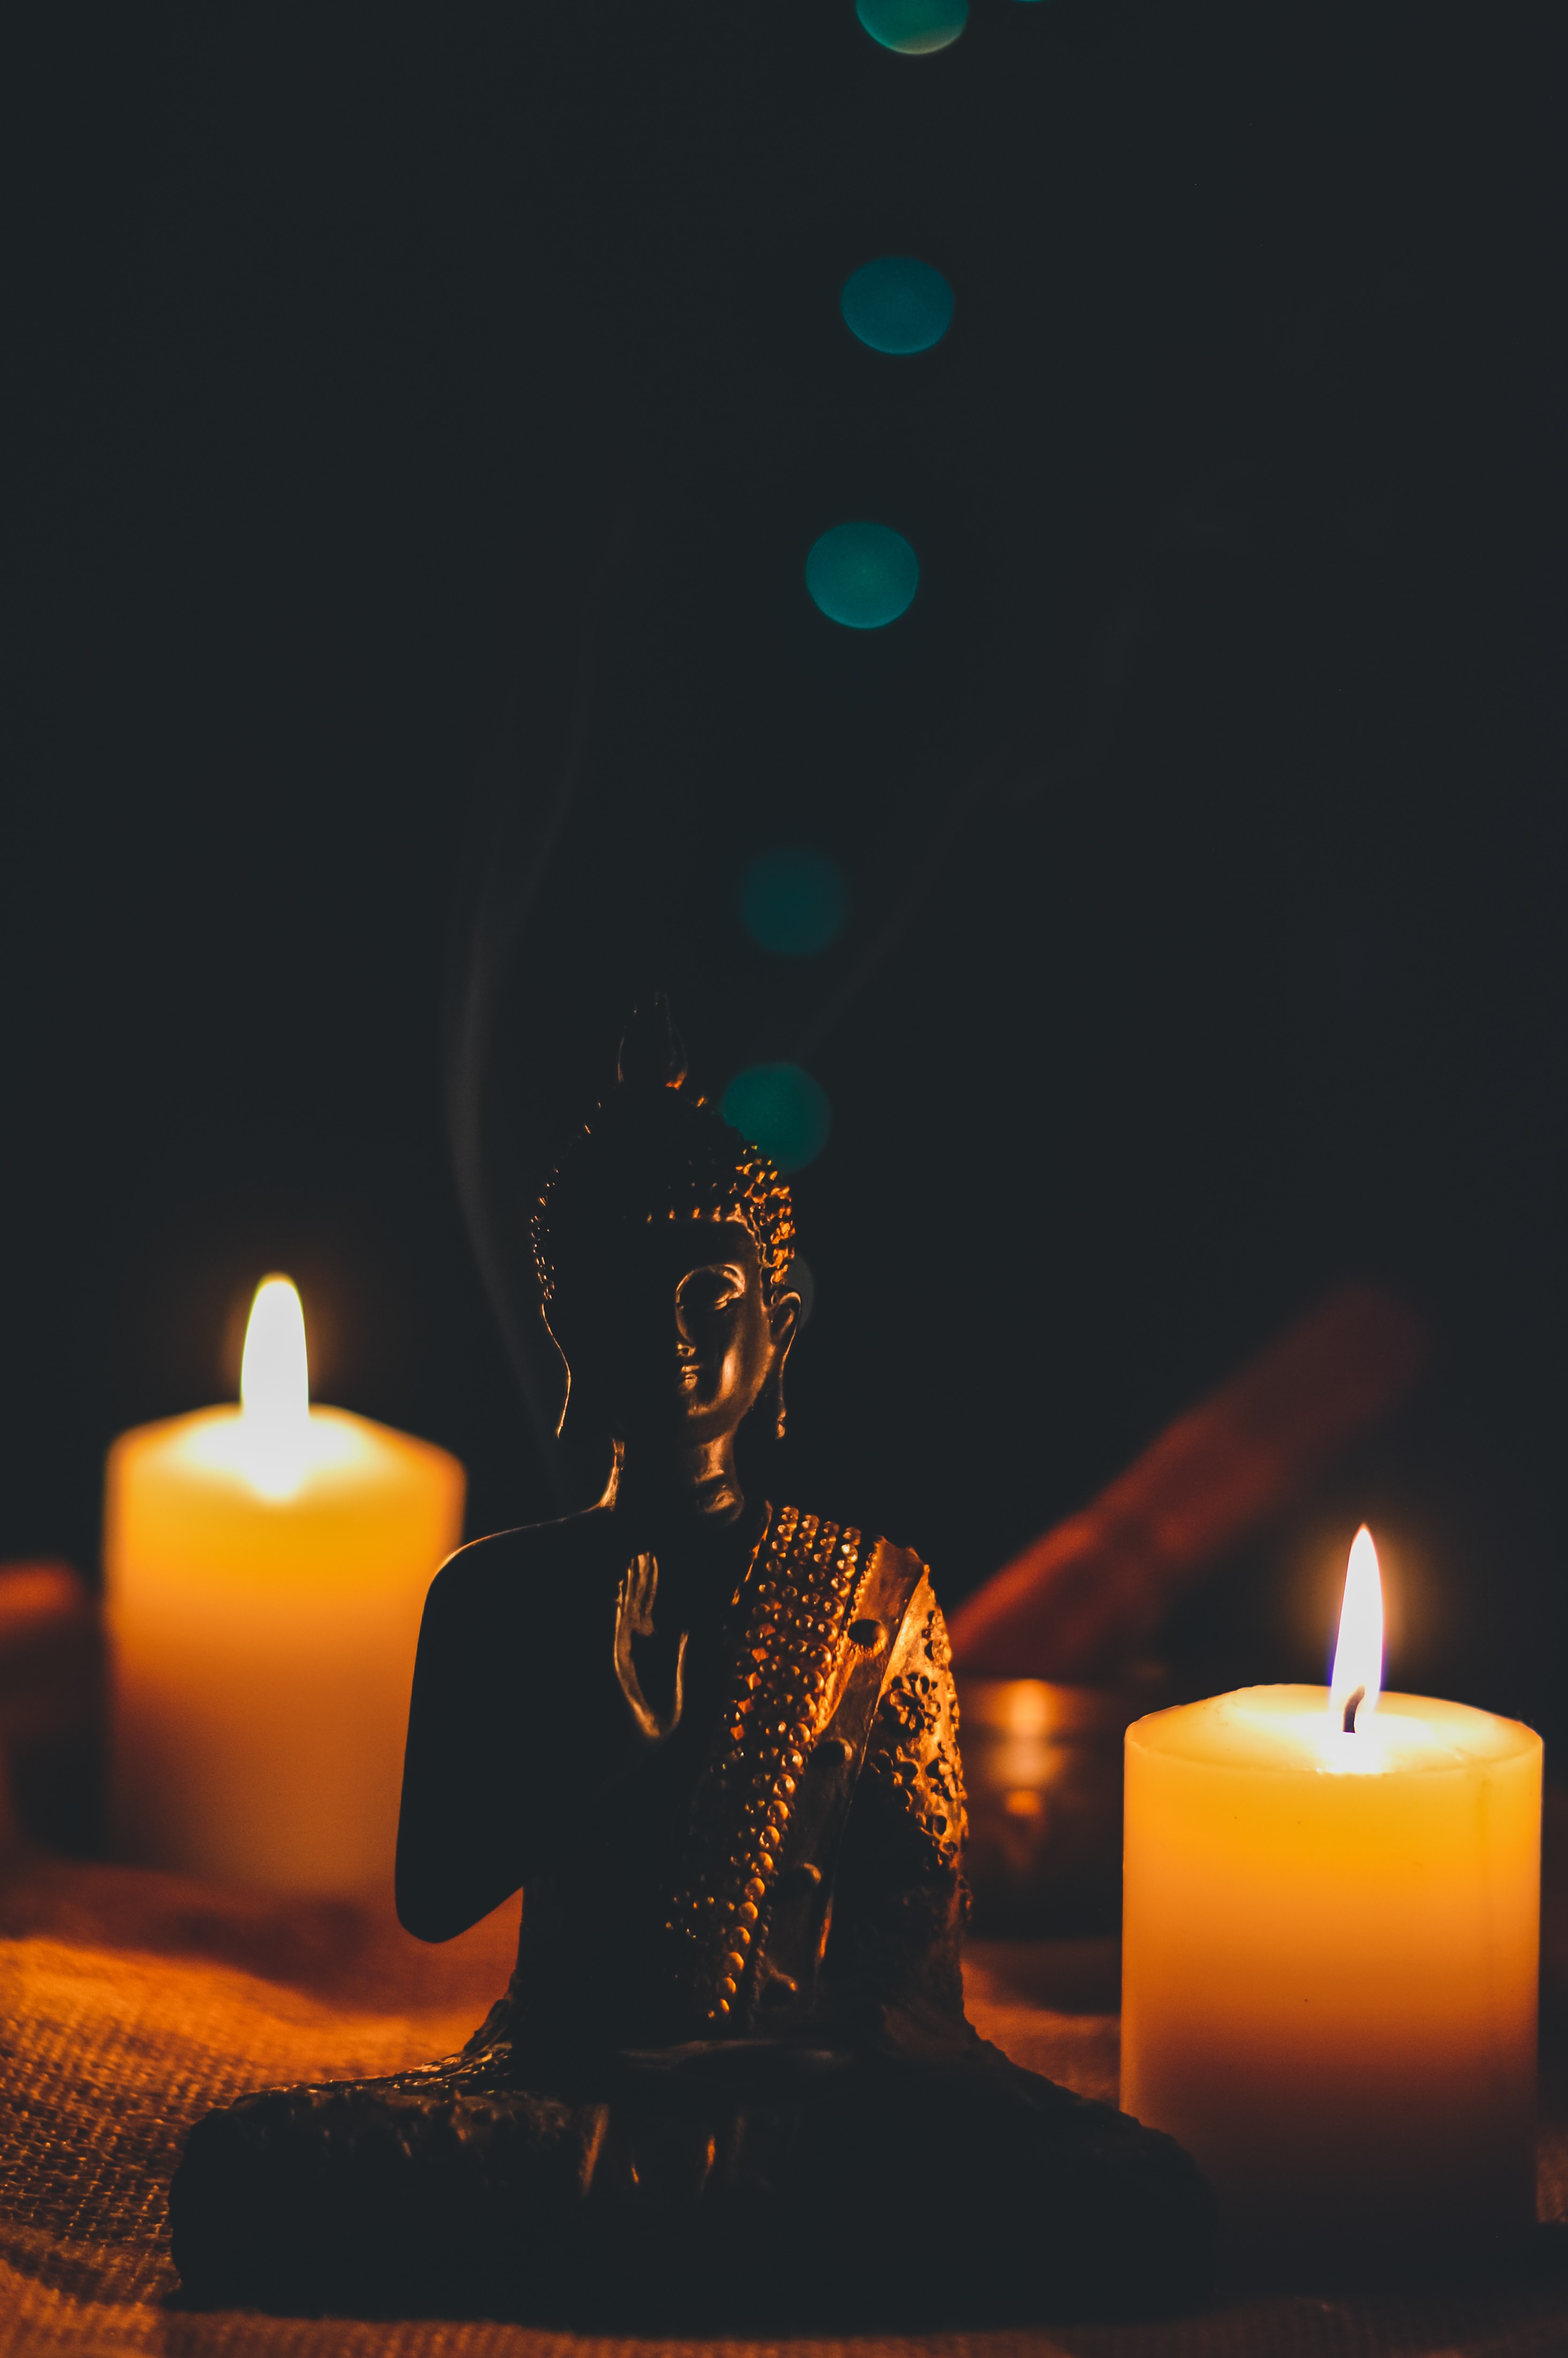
[[949, 1284, 1430, 1681], [0, 1560, 102, 1853]]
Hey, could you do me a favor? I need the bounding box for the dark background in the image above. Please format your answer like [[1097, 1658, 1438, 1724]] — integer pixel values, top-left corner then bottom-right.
[[5, 6, 1565, 1739]]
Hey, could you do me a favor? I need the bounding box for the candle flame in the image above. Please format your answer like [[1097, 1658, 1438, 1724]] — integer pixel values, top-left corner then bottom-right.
[[1328, 1525, 1383, 1733], [240, 1276, 310, 1497]]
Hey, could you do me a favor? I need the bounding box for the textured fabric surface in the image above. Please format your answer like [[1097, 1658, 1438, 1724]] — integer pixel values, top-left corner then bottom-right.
[[3, 1853, 1568, 2356]]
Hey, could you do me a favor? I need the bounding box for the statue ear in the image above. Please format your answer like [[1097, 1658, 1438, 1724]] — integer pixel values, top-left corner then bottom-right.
[[768, 1288, 802, 1361], [764, 1289, 802, 1443], [542, 1308, 577, 1442], [558, 1382, 623, 1505], [549, 1330, 624, 1502]]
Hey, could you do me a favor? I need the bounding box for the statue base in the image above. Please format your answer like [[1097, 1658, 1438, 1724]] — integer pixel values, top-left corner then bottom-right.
[[171, 2026, 1213, 2326]]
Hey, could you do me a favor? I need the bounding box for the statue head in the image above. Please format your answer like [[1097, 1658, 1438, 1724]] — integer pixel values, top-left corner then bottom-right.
[[533, 1001, 802, 1494]]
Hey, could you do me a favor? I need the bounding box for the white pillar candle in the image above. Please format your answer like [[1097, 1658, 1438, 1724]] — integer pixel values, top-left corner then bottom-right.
[[1122, 1530, 1541, 2278], [105, 1277, 465, 1894]]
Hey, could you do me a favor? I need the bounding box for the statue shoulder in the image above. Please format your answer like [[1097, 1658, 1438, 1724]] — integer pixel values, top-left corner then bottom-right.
[[418, 1508, 623, 1654], [762, 1503, 937, 1659], [770, 1503, 923, 1576], [806, 1511, 932, 1620]]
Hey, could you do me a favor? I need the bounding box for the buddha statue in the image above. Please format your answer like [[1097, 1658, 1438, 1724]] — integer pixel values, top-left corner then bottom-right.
[[170, 1002, 1211, 2326]]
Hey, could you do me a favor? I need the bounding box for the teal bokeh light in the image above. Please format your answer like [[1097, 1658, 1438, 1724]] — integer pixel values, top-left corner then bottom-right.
[[740, 850, 850, 958], [805, 523, 918, 630], [841, 257, 953, 356], [722, 1064, 832, 1174], [857, 0, 968, 54]]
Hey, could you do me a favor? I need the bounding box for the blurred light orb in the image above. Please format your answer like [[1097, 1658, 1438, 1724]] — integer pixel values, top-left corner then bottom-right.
[[857, 0, 968, 54], [841, 257, 953, 355], [740, 849, 850, 958], [722, 1064, 832, 1174], [805, 522, 918, 629]]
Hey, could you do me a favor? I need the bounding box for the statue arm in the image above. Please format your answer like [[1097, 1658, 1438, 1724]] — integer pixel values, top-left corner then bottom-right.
[[395, 1520, 666, 1945], [395, 1544, 535, 1943]]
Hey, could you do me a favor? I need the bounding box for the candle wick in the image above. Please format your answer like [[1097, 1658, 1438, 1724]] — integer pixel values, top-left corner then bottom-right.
[[1343, 1684, 1366, 1735]]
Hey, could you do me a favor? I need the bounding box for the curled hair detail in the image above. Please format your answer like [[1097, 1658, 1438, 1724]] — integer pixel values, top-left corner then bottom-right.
[[531, 1003, 797, 1311]]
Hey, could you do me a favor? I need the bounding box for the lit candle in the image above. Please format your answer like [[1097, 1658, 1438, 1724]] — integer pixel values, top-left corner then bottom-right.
[[1122, 1529, 1541, 2278], [105, 1276, 465, 1893]]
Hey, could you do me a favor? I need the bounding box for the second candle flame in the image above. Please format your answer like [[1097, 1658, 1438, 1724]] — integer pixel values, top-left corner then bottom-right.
[[1328, 1525, 1383, 1734]]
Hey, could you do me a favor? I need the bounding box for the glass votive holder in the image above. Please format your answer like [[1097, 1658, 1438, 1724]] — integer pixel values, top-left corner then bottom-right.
[[957, 1667, 1169, 1936]]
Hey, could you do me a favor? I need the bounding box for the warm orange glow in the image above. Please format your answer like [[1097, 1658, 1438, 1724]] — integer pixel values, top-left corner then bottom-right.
[[1328, 1525, 1383, 1733]]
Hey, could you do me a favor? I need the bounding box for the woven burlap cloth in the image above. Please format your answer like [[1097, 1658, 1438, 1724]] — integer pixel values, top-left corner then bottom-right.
[[3, 1853, 1567, 2358]]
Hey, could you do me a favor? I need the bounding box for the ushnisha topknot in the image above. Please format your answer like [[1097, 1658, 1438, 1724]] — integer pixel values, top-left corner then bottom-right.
[[531, 997, 797, 1311]]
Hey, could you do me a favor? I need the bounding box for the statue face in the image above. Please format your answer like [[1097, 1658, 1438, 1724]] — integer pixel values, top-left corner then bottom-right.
[[567, 1214, 799, 1453]]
